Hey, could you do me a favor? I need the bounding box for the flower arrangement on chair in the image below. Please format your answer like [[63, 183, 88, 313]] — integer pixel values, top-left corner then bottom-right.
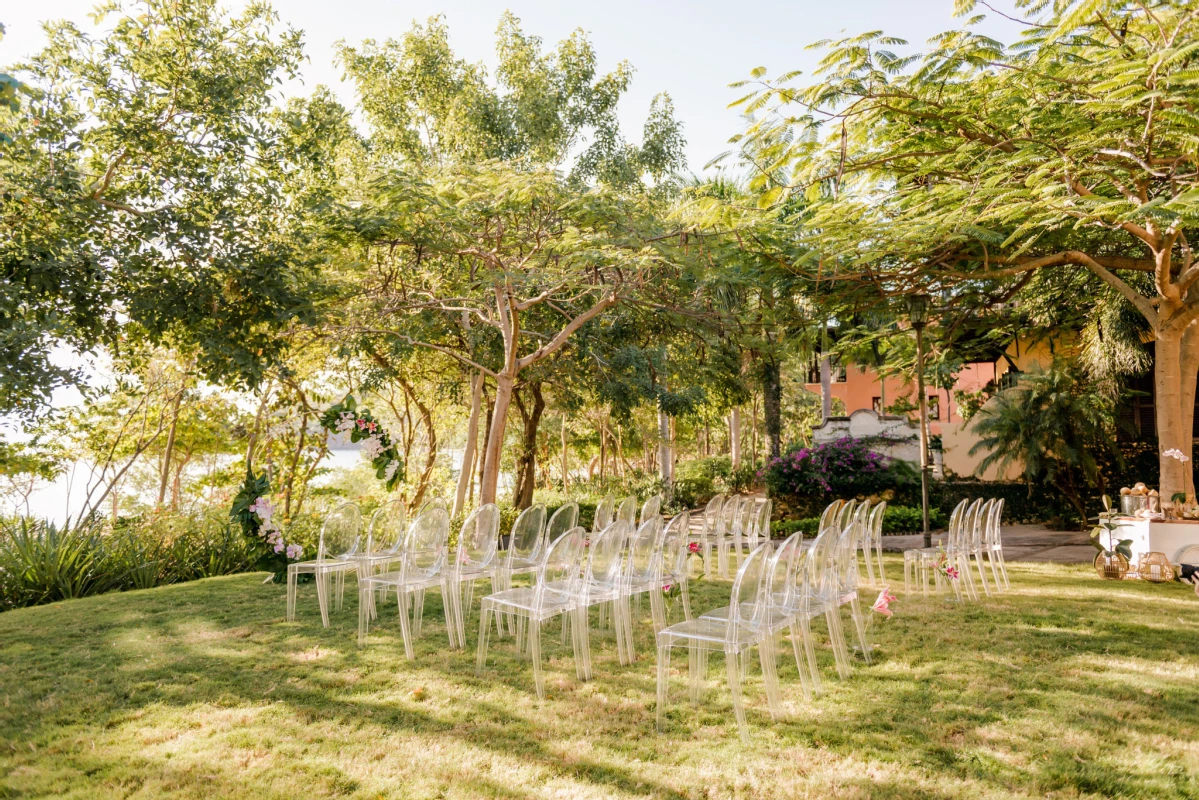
[[319, 394, 405, 491], [937, 549, 960, 581], [871, 587, 896, 618]]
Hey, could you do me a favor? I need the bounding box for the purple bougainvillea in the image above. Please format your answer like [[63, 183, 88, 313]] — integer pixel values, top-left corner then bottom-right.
[[760, 437, 914, 499]]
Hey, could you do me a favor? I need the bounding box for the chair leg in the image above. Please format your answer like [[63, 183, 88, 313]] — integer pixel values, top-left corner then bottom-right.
[[530, 619, 545, 700], [397, 589, 415, 660], [826, 609, 852, 680], [849, 597, 872, 665], [357, 583, 370, 645], [413, 588, 425, 636], [862, 545, 876, 587], [760, 635, 782, 720], [799, 616, 822, 696], [788, 624, 812, 701], [656, 643, 671, 734], [286, 566, 298, 622], [988, 551, 1003, 593], [876, 542, 886, 585], [974, 553, 991, 597], [315, 568, 331, 628], [444, 579, 460, 649], [476, 606, 491, 674], [726, 649, 750, 744]]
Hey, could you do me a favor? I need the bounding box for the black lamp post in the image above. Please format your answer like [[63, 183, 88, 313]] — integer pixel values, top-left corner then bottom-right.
[[906, 294, 933, 549]]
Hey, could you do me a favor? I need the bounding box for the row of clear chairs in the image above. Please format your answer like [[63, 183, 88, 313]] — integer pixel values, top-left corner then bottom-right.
[[815, 498, 887, 587], [692, 494, 772, 578], [903, 497, 1007, 598], [656, 511, 875, 742]]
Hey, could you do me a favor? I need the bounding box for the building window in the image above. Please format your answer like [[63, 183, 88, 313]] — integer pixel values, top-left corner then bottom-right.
[[806, 355, 847, 384], [872, 397, 883, 414], [928, 396, 941, 420]]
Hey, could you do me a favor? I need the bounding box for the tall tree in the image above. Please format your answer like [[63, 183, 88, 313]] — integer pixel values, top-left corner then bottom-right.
[[728, 0, 1199, 502]]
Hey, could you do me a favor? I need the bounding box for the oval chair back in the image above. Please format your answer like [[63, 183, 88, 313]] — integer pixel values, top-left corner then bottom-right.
[[639, 495, 662, 526], [402, 507, 451, 581], [593, 495, 615, 534], [546, 502, 579, 544], [818, 500, 842, 533], [616, 496, 637, 526], [318, 502, 362, 561], [726, 543, 774, 645], [535, 526, 586, 610], [506, 504, 547, 568], [703, 494, 725, 537], [365, 499, 406, 558], [454, 503, 501, 571]]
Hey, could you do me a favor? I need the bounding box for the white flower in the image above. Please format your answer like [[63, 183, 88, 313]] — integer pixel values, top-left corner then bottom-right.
[[335, 411, 357, 435], [249, 497, 273, 524], [1165, 448, 1191, 463], [384, 459, 401, 481], [361, 433, 386, 461]]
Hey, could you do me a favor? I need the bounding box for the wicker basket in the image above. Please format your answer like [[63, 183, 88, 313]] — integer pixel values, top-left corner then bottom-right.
[[1136, 552, 1175, 583], [1094, 551, 1129, 580]]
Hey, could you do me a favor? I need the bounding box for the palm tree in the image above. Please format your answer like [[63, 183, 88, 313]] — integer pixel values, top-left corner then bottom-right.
[[969, 363, 1118, 526]]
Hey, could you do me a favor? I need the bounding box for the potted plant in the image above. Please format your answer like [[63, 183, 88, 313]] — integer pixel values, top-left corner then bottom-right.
[[1090, 495, 1133, 580]]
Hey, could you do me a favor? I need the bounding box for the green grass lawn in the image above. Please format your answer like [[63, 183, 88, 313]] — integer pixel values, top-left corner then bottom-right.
[[2, 558, 1198, 799]]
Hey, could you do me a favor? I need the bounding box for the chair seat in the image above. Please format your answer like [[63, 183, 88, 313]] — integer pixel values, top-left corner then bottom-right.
[[290, 557, 357, 574], [657, 616, 760, 648], [700, 603, 793, 631], [482, 586, 575, 618], [361, 568, 441, 592]]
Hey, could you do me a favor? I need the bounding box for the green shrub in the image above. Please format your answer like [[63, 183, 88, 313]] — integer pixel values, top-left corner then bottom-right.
[[881, 505, 947, 533]]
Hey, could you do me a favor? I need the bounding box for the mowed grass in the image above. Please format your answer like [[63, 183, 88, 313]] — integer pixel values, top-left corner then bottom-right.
[[2, 557, 1198, 799]]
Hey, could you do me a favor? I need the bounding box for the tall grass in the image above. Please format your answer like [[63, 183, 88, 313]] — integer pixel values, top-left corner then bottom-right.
[[0, 513, 255, 612]]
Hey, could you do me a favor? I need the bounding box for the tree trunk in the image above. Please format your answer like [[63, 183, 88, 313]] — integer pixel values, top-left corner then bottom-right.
[[511, 382, 545, 509], [1155, 325, 1189, 506], [561, 415, 569, 490], [157, 389, 184, 506], [658, 408, 672, 485], [616, 425, 625, 477], [478, 389, 493, 502], [397, 376, 437, 510], [763, 360, 782, 458], [599, 424, 608, 481], [1181, 321, 1199, 501], [729, 408, 742, 470], [480, 374, 514, 505], [750, 393, 759, 469], [453, 372, 483, 519], [284, 411, 309, 520]]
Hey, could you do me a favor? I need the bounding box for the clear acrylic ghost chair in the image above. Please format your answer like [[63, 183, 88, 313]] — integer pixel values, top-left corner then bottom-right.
[[640, 494, 662, 527], [593, 495, 616, 534], [286, 502, 362, 628], [833, 520, 874, 665], [546, 502, 579, 543], [851, 499, 874, 585], [702, 531, 816, 700], [444, 503, 501, 649], [905, 499, 966, 596], [574, 520, 633, 678], [477, 527, 587, 700], [776, 536, 825, 697], [355, 499, 408, 619], [496, 504, 548, 634], [986, 498, 1009, 590], [717, 495, 740, 576], [835, 499, 857, 535], [616, 496, 637, 526], [356, 507, 451, 656], [659, 511, 694, 626], [861, 501, 887, 586], [729, 496, 753, 567], [953, 499, 983, 601], [967, 499, 994, 597], [695, 493, 724, 576], [656, 543, 781, 744], [803, 527, 855, 680], [818, 500, 842, 535], [748, 498, 772, 550], [418, 496, 449, 514], [616, 517, 667, 662]]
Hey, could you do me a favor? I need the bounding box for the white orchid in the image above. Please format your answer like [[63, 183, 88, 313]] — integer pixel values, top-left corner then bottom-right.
[[1164, 448, 1191, 463], [384, 459, 401, 481], [361, 433, 386, 461]]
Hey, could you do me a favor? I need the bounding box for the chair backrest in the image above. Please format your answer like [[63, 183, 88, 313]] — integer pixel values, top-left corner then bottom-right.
[[453, 503, 500, 571], [402, 507, 451, 579], [854, 499, 871, 526], [988, 498, 1005, 545], [546, 503, 579, 543], [535, 526, 586, 609], [947, 498, 969, 541], [818, 500, 841, 533], [365, 499, 406, 557], [616, 496, 637, 525], [835, 519, 864, 591], [660, 510, 692, 578], [317, 502, 362, 561], [593, 495, 615, 533], [703, 494, 725, 536], [726, 543, 773, 642], [722, 494, 740, 535], [971, 499, 992, 549], [639, 494, 662, 526], [506, 504, 547, 566], [419, 496, 449, 515], [957, 498, 983, 552], [767, 531, 804, 613], [836, 499, 857, 533], [807, 528, 840, 599], [584, 520, 630, 596], [624, 517, 660, 587], [869, 501, 887, 541]]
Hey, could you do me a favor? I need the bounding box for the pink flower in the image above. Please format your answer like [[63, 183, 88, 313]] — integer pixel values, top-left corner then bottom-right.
[[356, 419, 367, 430], [273, 541, 286, 554], [367, 422, 377, 433], [871, 587, 896, 617], [286, 544, 303, 560], [688, 542, 700, 554], [662, 584, 673, 593]]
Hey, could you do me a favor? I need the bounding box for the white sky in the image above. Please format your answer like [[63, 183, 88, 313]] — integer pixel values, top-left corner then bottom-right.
[[2, 0, 1026, 174]]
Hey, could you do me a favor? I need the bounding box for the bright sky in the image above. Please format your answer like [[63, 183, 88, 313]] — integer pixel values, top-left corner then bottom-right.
[[2, 0, 1026, 174]]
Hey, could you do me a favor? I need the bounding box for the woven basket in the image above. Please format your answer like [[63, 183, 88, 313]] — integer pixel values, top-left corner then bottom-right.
[[1136, 552, 1174, 583], [1094, 551, 1129, 581]]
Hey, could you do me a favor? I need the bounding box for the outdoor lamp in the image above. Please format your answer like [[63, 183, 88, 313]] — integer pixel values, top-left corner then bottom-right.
[[906, 293, 930, 328]]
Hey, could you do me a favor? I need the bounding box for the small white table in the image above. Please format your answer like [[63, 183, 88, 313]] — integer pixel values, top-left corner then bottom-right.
[[1109, 517, 1199, 563]]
